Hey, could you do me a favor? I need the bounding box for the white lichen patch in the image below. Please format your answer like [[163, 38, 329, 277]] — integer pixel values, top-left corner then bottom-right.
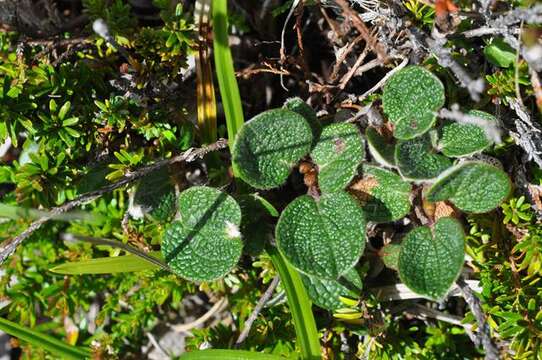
[[225, 221, 241, 239]]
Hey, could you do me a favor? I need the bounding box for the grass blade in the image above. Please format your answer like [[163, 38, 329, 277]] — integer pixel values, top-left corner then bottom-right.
[[0, 317, 90, 360], [0, 203, 102, 223], [50, 251, 162, 275], [60, 233, 170, 271], [180, 349, 283, 360], [266, 246, 321, 360], [212, 0, 244, 152], [195, 0, 218, 143]]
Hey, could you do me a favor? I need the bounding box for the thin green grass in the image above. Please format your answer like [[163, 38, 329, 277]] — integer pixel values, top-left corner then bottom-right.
[[212, 0, 245, 153], [0, 317, 91, 360], [267, 246, 322, 360]]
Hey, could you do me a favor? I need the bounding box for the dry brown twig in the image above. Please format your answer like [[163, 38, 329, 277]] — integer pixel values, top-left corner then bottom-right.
[[333, 0, 389, 63], [0, 139, 229, 265], [236, 62, 291, 79], [338, 44, 370, 89], [530, 68, 542, 113], [235, 276, 281, 346], [508, 99, 542, 168], [171, 297, 229, 333], [357, 57, 408, 102], [329, 34, 365, 81], [456, 277, 501, 360]]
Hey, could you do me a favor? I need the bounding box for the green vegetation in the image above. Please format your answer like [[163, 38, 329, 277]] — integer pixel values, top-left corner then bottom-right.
[[1, 0, 541, 359]]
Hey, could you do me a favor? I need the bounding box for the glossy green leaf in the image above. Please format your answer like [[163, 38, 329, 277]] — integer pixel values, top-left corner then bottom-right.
[[133, 167, 177, 222], [0, 317, 90, 360], [267, 246, 322, 360], [237, 194, 274, 256], [180, 349, 284, 359], [439, 110, 495, 157], [62, 117, 79, 127], [366, 127, 395, 167], [382, 66, 445, 140], [311, 123, 364, 193], [354, 165, 411, 223], [395, 134, 452, 181], [301, 267, 362, 310], [276, 192, 366, 279], [162, 186, 243, 281], [232, 109, 313, 189], [398, 217, 465, 299], [50, 252, 162, 274], [58, 101, 71, 120], [425, 161, 511, 213], [484, 38, 516, 68]]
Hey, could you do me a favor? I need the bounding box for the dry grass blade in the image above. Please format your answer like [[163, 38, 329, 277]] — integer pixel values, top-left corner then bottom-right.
[[195, 0, 218, 144]]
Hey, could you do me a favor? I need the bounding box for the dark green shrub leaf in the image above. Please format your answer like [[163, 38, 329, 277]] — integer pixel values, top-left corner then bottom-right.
[[276, 192, 366, 279], [133, 168, 176, 222], [351, 165, 411, 223], [425, 161, 511, 213], [162, 186, 243, 282], [439, 110, 495, 157], [395, 134, 452, 181], [237, 194, 275, 256], [301, 268, 362, 310], [382, 66, 445, 140], [366, 127, 396, 167], [311, 123, 364, 193], [398, 217, 464, 299], [232, 109, 313, 189]]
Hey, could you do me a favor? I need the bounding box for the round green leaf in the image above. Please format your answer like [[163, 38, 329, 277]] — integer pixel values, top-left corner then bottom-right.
[[366, 127, 396, 167], [382, 66, 445, 140], [311, 123, 364, 193], [276, 192, 366, 279], [398, 217, 465, 299], [301, 268, 362, 310], [439, 110, 495, 157], [425, 161, 511, 213], [232, 108, 313, 189], [354, 165, 411, 223], [395, 134, 452, 181], [161, 186, 243, 282]]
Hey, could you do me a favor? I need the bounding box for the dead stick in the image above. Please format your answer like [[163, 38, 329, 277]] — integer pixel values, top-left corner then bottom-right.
[[0, 139, 228, 265], [333, 0, 388, 62], [456, 277, 500, 360], [235, 276, 280, 346]]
